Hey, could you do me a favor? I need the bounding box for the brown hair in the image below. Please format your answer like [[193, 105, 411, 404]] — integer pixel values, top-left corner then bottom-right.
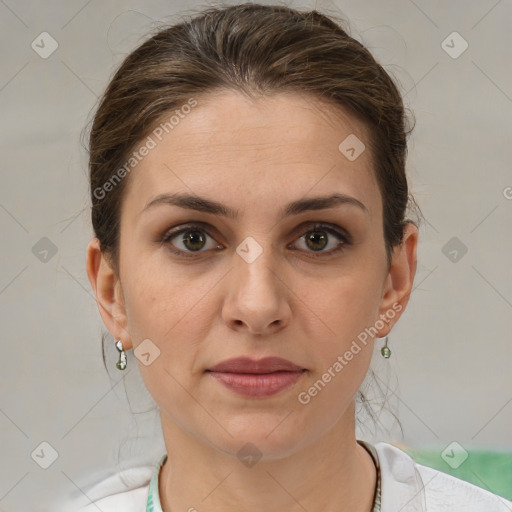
[[87, 2, 421, 439]]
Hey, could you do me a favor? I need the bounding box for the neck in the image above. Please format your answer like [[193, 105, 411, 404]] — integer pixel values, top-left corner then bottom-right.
[[158, 402, 377, 512]]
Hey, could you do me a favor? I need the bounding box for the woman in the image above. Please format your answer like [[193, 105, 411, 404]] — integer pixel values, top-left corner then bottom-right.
[[83, 3, 512, 511]]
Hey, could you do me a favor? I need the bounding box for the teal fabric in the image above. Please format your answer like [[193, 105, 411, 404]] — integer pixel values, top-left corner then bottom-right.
[[146, 440, 382, 511], [146, 453, 166, 512]]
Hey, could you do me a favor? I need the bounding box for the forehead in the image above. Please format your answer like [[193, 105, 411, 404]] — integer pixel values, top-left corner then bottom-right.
[[121, 90, 380, 223]]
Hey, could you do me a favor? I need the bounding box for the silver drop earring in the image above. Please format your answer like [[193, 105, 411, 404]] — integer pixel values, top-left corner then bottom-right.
[[381, 335, 391, 359], [115, 339, 127, 370]]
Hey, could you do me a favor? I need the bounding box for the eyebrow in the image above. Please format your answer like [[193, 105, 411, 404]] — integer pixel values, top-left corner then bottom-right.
[[139, 192, 369, 219]]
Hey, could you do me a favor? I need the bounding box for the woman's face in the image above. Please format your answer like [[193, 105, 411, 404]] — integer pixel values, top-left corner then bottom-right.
[[88, 90, 417, 458]]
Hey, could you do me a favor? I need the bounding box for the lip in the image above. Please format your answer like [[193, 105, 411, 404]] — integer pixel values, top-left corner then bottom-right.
[[207, 356, 304, 373], [206, 357, 307, 398]]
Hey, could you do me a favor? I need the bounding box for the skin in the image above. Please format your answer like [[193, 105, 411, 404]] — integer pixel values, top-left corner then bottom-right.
[[86, 90, 418, 512]]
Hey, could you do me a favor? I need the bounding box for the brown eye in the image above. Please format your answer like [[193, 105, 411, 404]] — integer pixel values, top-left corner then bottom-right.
[[304, 230, 328, 251], [291, 223, 350, 258], [180, 229, 207, 251], [161, 224, 221, 257]]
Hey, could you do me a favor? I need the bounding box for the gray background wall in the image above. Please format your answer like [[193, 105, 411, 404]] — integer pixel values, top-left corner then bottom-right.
[[0, 1, 511, 510]]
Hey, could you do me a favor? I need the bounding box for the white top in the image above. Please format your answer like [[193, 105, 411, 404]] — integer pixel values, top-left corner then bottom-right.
[[73, 441, 512, 512]]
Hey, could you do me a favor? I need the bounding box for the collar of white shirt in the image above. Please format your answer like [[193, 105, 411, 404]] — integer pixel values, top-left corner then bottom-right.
[[73, 441, 512, 512]]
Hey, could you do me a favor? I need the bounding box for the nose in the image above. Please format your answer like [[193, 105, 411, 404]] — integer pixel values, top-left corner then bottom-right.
[[221, 239, 292, 336]]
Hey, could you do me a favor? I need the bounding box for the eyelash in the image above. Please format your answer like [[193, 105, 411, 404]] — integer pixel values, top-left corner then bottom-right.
[[159, 222, 351, 259]]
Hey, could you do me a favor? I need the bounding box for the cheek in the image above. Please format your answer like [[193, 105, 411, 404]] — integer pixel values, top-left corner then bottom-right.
[[293, 339, 373, 443], [301, 270, 382, 338], [298, 273, 381, 405], [123, 260, 201, 331], [122, 262, 219, 378], [309, 306, 375, 394]]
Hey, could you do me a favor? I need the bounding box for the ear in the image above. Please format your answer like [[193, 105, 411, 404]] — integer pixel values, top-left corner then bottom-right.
[[376, 222, 419, 337], [85, 237, 133, 351]]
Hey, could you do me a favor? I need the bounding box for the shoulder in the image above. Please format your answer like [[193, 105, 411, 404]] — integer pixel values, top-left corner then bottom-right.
[[373, 441, 512, 512], [78, 485, 149, 512], [414, 462, 512, 512], [74, 464, 153, 512]]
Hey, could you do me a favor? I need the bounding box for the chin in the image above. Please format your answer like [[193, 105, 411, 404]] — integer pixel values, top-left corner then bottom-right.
[[211, 418, 309, 461]]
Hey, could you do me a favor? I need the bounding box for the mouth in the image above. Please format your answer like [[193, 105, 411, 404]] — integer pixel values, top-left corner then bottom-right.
[[206, 369, 307, 397]]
